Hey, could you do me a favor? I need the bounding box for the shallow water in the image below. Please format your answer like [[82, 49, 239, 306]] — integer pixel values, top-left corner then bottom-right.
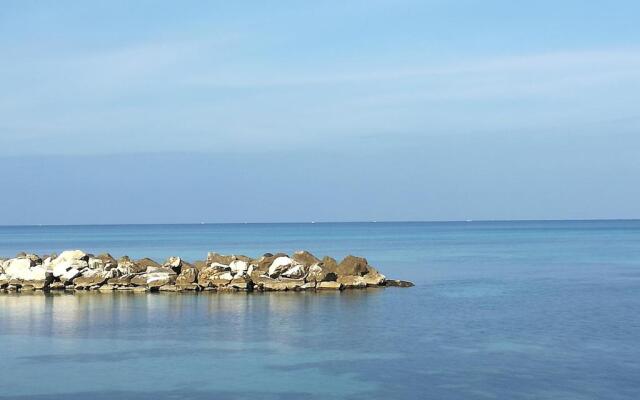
[[1, 221, 639, 399]]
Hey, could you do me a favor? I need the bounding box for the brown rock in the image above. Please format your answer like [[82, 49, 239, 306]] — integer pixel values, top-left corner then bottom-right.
[[292, 250, 320, 267], [118, 257, 146, 274], [321, 256, 339, 274], [229, 276, 254, 291], [362, 267, 386, 286], [176, 266, 198, 285], [317, 281, 343, 290], [207, 252, 235, 266], [337, 255, 369, 277], [306, 263, 337, 283], [135, 258, 162, 270], [193, 260, 208, 272], [197, 268, 233, 287], [337, 275, 367, 289], [74, 272, 109, 289], [108, 274, 135, 286]]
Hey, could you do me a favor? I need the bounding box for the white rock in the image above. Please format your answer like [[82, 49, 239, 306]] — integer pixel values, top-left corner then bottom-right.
[[145, 272, 172, 284], [229, 260, 249, 276], [268, 257, 294, 277], [5, 259, 47, 280], [61, 268, 81, 282], [53, 260, 88, 278], [281, 264, 307, 279], [88, 257, 104, 270], [5, 258, 31, 276], [57, 250, 87, 262], [215, 271, 234, 280], [165, 256, 182, 269]]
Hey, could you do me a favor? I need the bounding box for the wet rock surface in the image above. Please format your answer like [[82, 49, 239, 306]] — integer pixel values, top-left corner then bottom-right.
[[0, 250, 413, 293]]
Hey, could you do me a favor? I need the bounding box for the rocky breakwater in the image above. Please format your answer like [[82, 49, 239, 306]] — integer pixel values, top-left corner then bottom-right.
[[0, 250, 414, 293]]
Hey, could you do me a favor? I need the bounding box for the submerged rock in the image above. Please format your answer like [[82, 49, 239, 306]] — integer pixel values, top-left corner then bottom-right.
[[385, 279, 415, 287]]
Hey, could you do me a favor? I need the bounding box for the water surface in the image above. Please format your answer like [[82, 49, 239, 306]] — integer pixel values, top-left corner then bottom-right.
[[1, 221, 639, 399]]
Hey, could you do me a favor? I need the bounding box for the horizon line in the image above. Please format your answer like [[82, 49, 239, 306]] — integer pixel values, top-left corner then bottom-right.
[[1, 218, 639, 228]]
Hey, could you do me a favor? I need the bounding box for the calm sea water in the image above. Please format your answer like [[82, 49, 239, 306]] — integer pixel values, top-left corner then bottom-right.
[[1, 221, 639, 399]]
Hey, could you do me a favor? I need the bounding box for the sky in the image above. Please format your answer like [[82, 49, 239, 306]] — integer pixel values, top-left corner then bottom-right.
[[0, 0, 639, 224]]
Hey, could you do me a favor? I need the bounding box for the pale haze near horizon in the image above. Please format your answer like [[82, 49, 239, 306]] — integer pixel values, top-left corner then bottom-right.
[[1, 0, 639, 225]]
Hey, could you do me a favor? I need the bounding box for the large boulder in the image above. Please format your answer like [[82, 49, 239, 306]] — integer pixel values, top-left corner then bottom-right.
[[336, 255, 370, 277], [229, 260, 249, 277], [74, 270, 110, 289], [292, 250, 320, 267], [256, 277, 303, 291], [281, 264, 307, 279], [135, 258, 162, 270], [228, 275, 253, 291], [131, 272, 176, 289], [362, 267, 386, 286], [306, 263, 337, 283], [107, 274, 135, 286], [321, 256, 339, 274], [267, 256, 295, 278], [5, 258, 47, 281], [60, 267, 83, 283], [55, 250, 88, 263], [89, 253, 118, 270], [176, 265, 198, 285], [163, 256, 183, 273], [198, 267, 233, 287], [248, 253, 285, 279], [117, 256, 146, 274], [337, 275, 367, 289], [52, 259, 89, 279], [207, 252, 235, 266]]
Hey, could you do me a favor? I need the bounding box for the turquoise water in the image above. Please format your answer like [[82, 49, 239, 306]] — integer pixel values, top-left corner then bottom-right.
[[1, 221, 639, 399]]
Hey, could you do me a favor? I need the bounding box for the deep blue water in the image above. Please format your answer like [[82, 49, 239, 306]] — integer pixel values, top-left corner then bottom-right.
[[1, 221, 639, 399]]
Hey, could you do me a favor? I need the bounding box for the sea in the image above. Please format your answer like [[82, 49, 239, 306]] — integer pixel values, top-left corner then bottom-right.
[[0, 220, 639, 399]]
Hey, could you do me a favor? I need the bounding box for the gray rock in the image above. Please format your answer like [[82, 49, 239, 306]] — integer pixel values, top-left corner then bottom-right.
[[385, 279, 415, 287]]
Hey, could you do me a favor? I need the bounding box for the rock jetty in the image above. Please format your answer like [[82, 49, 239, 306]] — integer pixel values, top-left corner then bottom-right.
[[0, 250, 414, 293]]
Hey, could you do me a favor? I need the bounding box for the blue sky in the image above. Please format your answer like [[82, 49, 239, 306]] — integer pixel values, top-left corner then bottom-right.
[[1, 1, 639, 224]]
